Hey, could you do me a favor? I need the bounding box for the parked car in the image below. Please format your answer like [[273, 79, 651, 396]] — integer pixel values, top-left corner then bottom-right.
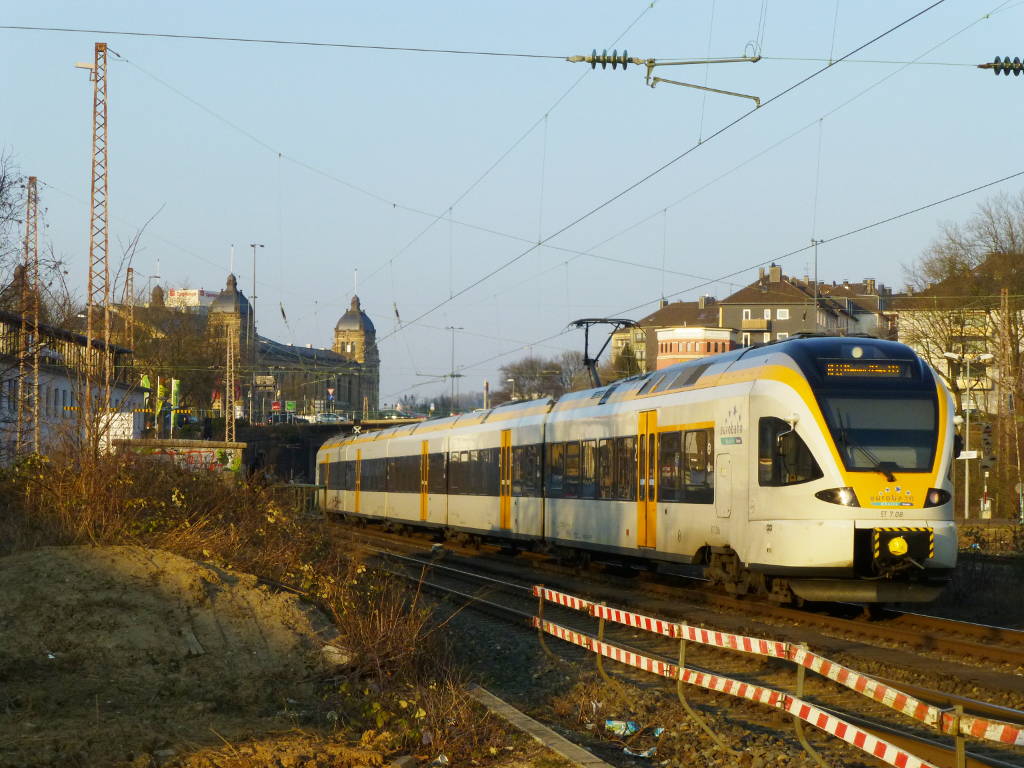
[[315, 412, 342, 424]]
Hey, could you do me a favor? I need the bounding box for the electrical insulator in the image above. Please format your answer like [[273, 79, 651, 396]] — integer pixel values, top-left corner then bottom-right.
[[992, 56, 1023, 76], [590, 49, 630, 70]]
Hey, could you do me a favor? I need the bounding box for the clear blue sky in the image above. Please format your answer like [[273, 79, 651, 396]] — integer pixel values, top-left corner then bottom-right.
[[2, 1, 1022, 404]]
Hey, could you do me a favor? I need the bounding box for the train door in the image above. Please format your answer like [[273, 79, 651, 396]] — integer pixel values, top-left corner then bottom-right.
[[499, 429, 512, 530], [354, 448, 362, 514], [716, 453, 732, 518], [419, 440, 429, 521], [637, 411, 658, 549]]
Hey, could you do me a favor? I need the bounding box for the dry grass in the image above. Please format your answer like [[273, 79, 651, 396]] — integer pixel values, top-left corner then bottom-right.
[[0, 449, 508, 761]]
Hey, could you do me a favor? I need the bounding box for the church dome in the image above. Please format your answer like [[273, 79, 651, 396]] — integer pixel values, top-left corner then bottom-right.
[[209, 273, 251, 318], [335, 295, 375, 334]]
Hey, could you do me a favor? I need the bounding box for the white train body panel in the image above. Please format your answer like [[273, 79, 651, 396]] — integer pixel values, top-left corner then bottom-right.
[[318, 337, 957, 602]]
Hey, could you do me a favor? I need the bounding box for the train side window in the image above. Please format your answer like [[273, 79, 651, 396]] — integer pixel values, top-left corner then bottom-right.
[[512, 446, 525, 496], [564, 442, 580, 498], [758, 417, 823, 486], [684, 429, 714, 503], [597, 439, 615, 499], [580, 440, 597, 499], [448, 452, 461, 494], [547, 443, 565, 498], [658, 431, 683, 502], [614, 436, 636, 500], [428, 452, 446, 494], [512, 444, 540, 497], [483, 447, 500, 495]]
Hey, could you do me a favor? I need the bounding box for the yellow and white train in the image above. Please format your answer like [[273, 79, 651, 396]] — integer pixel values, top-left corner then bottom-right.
[[317, 336, 957, 603]]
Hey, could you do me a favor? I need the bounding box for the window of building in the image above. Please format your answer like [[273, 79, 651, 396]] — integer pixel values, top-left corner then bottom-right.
[[777, 332, 789, 341], [777, 308, 790, 320], [742, 309, 751, 320], [742, 333, 751, 347], [763, 308, 771, 319], [763, 332, 771, 343]]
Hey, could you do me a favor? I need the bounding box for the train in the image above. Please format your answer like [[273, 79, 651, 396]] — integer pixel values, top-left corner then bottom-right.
[[317, 336, 957, 603]]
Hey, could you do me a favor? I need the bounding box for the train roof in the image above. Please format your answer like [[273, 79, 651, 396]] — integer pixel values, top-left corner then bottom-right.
[[320, 335, 926, 450]]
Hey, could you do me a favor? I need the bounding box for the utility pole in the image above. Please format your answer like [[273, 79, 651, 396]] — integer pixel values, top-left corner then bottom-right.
[[445, 326, 464, 413], [76, 42, 112, 443], [249, 243, 263, 424], [16, 176, 40, 454], [123, 266, 135, 350], [224, 318, 238, 442]]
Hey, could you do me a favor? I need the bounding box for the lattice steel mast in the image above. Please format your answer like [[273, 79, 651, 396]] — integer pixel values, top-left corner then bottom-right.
[[16, 176, 40, 454], [78, 42, 111, 436], [224, 319, 239, 442]]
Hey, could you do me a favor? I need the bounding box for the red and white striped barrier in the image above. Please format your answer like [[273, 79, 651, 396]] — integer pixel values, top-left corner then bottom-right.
[[679, 624, 789, 659], [679, 667, 785, 709], [534, 617, 940, 768], [532, 586, 594, 613], [782, 697, 938, 768], [788, 646, 942, 729], [532, 585, 1024, 750], [590, 604, 680, 638], [954, 713, 1024, 747], [592, 639, 678, 679], [532, 617, 592, 650]]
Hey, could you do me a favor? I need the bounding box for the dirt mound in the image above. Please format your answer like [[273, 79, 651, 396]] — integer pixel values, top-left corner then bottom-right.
[[0, 546, 337, 767]]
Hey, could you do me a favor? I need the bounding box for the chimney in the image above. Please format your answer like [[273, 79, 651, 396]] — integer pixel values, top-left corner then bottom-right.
[[660, 298, 668, 308], [758, 266, 766, 281], [769, 264, 782, 283], [864, 278, 876, 294], [698, 295, 715, 309]]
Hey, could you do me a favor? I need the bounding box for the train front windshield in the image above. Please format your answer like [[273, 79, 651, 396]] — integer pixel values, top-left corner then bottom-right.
[[770, 338, 944, 477], [818, 393, 937, 472]]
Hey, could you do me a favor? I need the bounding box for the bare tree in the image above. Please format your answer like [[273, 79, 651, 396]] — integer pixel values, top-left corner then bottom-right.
[[901, 190, 1024, 516]]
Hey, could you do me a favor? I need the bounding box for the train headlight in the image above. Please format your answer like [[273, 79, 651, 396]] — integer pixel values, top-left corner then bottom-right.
[[887, 536, 909, 556], [923, 488, 951, 507], [814, 487, 860, 506]]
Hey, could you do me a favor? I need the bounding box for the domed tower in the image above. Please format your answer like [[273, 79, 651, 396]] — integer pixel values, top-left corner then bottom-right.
[[207, 273, 254, 356], [333, 295, 379, 413]]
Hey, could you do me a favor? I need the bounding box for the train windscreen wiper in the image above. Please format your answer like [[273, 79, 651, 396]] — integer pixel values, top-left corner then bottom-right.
[[837, 413, 896, 482]]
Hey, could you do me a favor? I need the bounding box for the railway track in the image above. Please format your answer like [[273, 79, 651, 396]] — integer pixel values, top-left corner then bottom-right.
[[342, 519, 1024, 677], [325, 519, 1024, 768]]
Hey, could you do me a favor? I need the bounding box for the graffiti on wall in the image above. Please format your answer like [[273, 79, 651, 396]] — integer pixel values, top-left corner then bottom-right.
[[121, 441, 244, 473]]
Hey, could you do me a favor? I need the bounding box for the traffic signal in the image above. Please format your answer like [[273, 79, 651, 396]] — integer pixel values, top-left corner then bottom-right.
[[981, 422, 994, 453], [990, 56, 1023, 76], [590, 49, 630, 70]]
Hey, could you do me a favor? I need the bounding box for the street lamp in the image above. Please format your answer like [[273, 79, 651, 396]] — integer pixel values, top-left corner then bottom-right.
[[506, 378, 517, 401], [943, 350, 994, 519], [248, 244, 263, 423]]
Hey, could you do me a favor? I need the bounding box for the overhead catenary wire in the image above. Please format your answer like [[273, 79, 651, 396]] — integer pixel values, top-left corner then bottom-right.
[[357, 0, 660, 290], [0, 24, 566, 59], [477, 0, 1009, 307], [376, 0, 949, 345], [382, 166, 1024, 401]]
